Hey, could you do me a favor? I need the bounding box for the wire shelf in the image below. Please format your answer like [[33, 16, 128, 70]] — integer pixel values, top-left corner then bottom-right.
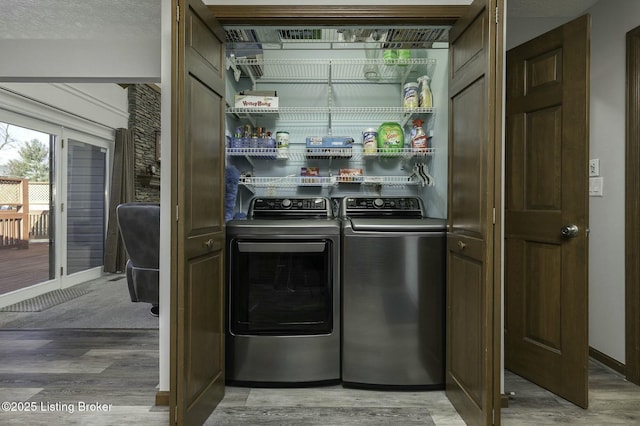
[[238, 176, 333, 188], [361, 147, 436, 159], [231, 57, 436, 83], [226, 106, 434, 123], [226, 148, 279, 159], [227, 147, 435, 161], [238, 175, 420, 188], [225, 27, 449, 50]]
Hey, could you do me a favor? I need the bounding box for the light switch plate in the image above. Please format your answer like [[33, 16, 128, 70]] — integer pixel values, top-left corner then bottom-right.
[[589, 159, 600, 177], [589, 177, 603, 196]]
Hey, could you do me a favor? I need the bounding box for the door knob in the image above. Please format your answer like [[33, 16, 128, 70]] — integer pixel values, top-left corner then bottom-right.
[[204, 239, 215, 249], [561, 224, 579, 238]]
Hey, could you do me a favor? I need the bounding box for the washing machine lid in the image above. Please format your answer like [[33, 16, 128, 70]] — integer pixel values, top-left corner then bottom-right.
[[348, 217, 446, 232]]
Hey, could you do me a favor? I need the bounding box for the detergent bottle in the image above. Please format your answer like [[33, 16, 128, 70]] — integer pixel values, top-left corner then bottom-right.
[[410, 119, 428, 152], [377, 122, 404, 153], [417, 75, 433, 108]]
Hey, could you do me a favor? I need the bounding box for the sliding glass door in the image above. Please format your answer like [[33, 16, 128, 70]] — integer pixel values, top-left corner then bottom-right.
[[0, 112, 111, 303], [65, 139, 107, 276]]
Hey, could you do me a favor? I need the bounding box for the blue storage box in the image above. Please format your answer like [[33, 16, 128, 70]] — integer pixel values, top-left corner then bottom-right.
[[306, 136, 354, 158], [305, 136, 354, 148]]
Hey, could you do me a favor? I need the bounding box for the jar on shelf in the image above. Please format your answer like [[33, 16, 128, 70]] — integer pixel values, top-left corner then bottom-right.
[[362, 128, 378, 154], [403, 82, 419, 109], [276, 131, 289, 159]]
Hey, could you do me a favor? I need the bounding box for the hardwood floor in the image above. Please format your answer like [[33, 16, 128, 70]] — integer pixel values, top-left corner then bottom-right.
[[0, 329, 168, 425], [205, 386, 461, 425], [502, 360, 640, 425], [1, 327, 639, 425], [0, 242, 50, 295]]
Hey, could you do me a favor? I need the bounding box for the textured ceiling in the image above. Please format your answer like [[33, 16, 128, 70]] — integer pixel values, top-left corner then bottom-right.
[[0, 0, 598, 40], [0, 0, 160, 40], [508, 0, 599, 18]]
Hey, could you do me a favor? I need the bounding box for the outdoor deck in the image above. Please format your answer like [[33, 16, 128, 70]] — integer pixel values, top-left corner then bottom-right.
[[0, 242, 50, 295]]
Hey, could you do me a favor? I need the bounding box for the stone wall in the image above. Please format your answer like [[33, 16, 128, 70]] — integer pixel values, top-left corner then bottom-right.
[[128, 84, 161, 202]]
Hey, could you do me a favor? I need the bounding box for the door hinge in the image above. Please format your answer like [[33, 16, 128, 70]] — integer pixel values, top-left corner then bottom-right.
[[61, 203, 64, 213], [492, 207, 496, 224], [175, 205, 179, 221], [176, 4, 180, 22], [495, 6, 500, 24], [60, 266, 64, 276], [61, 138, 64, 149]]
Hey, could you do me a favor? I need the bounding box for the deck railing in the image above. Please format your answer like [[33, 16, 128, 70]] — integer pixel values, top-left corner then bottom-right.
[[0, 177, 30, 249], [1, 178, 52, 247], [0, 212, 28, 248], [29, 211, 50, 240]]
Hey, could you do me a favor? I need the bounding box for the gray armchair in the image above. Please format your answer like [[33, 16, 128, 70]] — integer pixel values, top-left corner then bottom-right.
[[116, 203, 160, 316]]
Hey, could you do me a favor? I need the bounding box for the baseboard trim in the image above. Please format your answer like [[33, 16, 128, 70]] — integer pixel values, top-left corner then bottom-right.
[[500, 393, 509, 408], [155, 390, 170, 406], [589, 346, 626, 375]]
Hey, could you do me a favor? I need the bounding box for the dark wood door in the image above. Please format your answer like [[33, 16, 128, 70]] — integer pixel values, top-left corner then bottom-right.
[[170, 0, 226, 424], [446, 0, 503, 425], [505, 15, 590, 408]]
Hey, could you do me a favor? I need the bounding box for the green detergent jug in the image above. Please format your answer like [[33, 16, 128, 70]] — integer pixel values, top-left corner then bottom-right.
[[377, 122, 404, 153]]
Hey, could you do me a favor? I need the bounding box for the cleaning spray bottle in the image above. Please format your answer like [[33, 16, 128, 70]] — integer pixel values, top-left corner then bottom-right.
[[410, 119, 428, 152]]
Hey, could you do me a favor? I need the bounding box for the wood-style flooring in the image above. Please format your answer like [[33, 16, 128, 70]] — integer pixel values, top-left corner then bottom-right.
[[0, 329, 167, 425], [1, 327, 639, 425], [0, 242, 50, 295]]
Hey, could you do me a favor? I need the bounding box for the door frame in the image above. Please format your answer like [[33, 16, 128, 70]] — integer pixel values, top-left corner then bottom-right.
[[625, 24, 640, 386], [209, 5, 465, 26], [0, 104, 112, 307], [200, 4, 503, 424]]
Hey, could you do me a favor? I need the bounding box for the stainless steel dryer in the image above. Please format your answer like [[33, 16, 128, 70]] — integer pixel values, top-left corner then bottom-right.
[[340, 196, 446, 389], [225, 196, 340, 385]]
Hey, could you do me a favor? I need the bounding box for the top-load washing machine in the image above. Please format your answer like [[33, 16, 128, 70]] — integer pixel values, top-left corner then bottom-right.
[[340, 196, 446, 389]]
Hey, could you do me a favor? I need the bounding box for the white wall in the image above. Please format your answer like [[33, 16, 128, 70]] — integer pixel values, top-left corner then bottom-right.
[[586, 0, 639, 364], [506, 0, 640, 364], [0, 39, 160, 83], [159, 0, 173, 395], [505, 17, 572, 50]]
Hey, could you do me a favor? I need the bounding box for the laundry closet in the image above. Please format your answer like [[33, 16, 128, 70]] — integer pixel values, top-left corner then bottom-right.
[[222, 26, 450, 218], [174, 2, 502, 425], [222, 24, 451, 389]]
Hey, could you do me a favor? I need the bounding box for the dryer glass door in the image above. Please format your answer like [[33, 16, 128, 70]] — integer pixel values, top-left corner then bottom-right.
[[229, 239, 333, 335]]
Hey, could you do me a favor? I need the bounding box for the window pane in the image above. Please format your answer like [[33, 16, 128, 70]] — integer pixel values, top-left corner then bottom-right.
[[0, 122, 54, 294], [66, 140, 106, 275]]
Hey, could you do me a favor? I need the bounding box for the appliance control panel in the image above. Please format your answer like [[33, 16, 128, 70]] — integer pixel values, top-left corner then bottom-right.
[[341, 197, 424, 217], [249, 197, 333, 218]]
